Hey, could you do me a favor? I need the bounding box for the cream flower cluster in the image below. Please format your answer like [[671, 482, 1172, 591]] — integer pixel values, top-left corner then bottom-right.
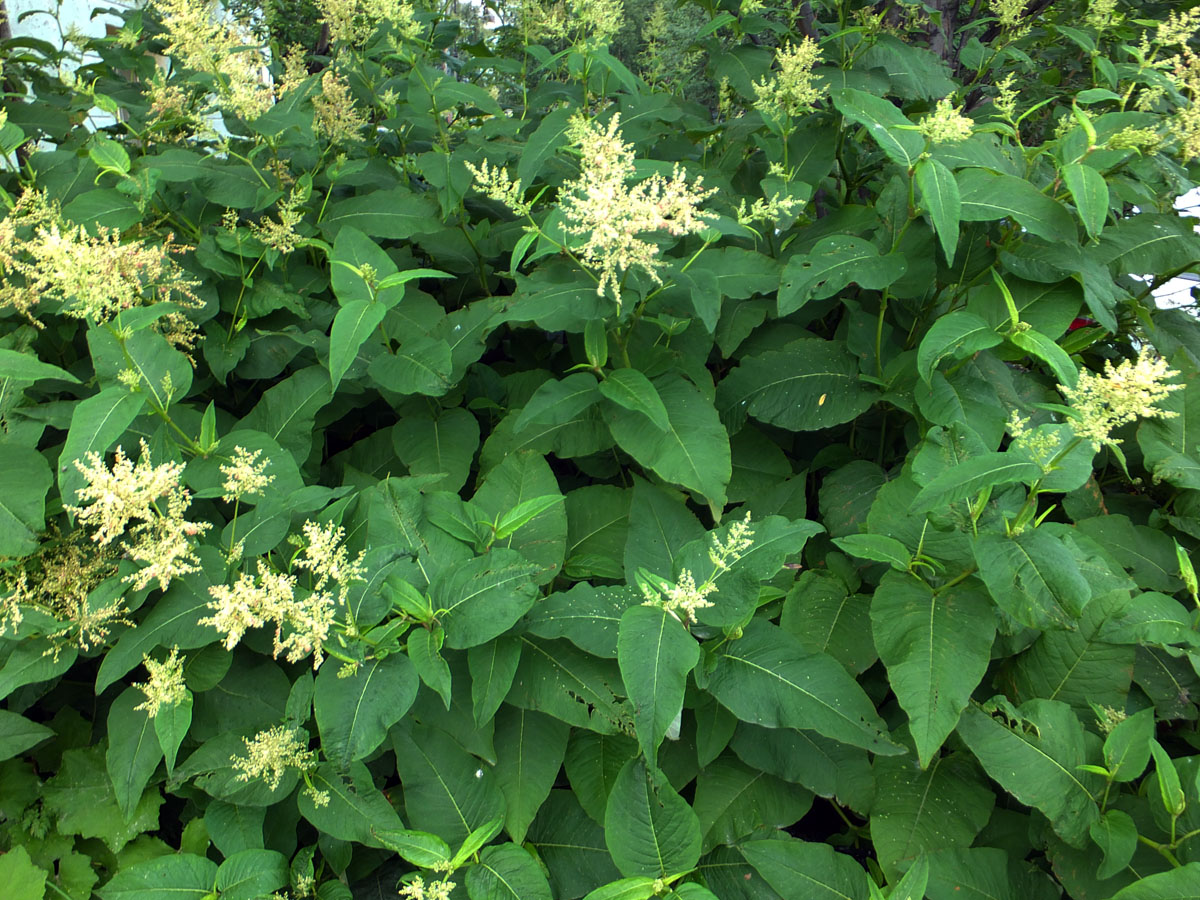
[[313, 71, 368, 144], [231, 725, 326, 806], [68, 441, 210, 591], [220, 446, 275, 503], [153, 0, 273, 121], [399, 876, 457, 900], [316, 0, 420, 45], [202, 522, 363, 668], [0, 190, 200, 325], [642, 513, 756, 623], [133, 646, 188, 717], [559, 114, 717, 302], [1059, 349, 1182, 449], [753, 38, 826, 121], [919, 99, 974, 144]]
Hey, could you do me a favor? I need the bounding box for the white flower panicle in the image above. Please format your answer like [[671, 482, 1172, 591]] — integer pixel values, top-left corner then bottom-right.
[[559, 114, 717, 302], [231, 725, 318, 791], [201, 560, 297, 648], [644, 513, 756, 623], [133, 647, 188, 717], [68, 441, 210, 592], [399, 876, 457, 900], [1059, 349, 1182, 449], [465, 159, 534, 218], [753, 38, 826, 120], [709, 512, 755, 570], [220, 446, 275, 502], [316, 0, 420, 45], [295, 520, 366, 600], [919, 99, 974, 144]]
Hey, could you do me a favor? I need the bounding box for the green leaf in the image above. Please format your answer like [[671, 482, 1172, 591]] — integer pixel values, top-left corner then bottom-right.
[[492, 706, 570, 843], [871, 574, 995, 767], [466, 844, 554, 900], [604, 756, 702, 878], [581, 879, 658, 900], [430, 549, 540, 648], [742, 838, 869, 900], [373, 827, 453, 868], [368, 335, 455, 397], [1090, 809, 1137, 880], [600, 369, 671, 432], [0, 846, 46, 900], [215, 849, 288, 900], [778, 236, 907, 316], [328, 299, 386, 391], [831, 87, 925, 169], [469, 637, 522, 727], [832, 534, 910, 570], [529, 791, 623, 897], [450, 816, 506, 869], [98, 855, 216, 900], [238, 366, 332, 464], [1138, 371, 1200, 491], [59, 387, 145, 508], [957, 169, 1076, 242], [1107, 864, 1200, 899], [1098, 214, 1200, 274], [692, 756, 813, 853], [473, 449, 567, 583], [707, 619, 901, 755], [1150, 740, 1187, 817], [508, 638, 625, 733], [617, 604, 700, 764], [916, 312, 1003, 384], [320, 188, 441, 239], [298, 762, 403, 848], [1010, 329, 1078, 389], [972, 529, 1091, 630], [956, 699, 1101, 847], [718, 342, 877, 433], [315, 652, 418, 768], [88, 133, 131, 173], [916, 158, 961, 264], [104, 688, 164, 821], [154, 690, 192, 774], [911, 452, 1040, 515], [63, 189, 141, 229], [623, 476, 704, 584], [515, 374, 603, 433], [393, 408, 480, 493], [518, 107, 574, 186], [495, 495, 567, 541], [1061, 162, 1109, 240], [870, 753, 994, 877], [1103, 707, 1155, 783], [44, 746, 161, 852], [0, 709, 54, 761], [409, 627, 453, 709], [607, 374, 730, 509], [0, 641, 76, 701], [392, 722, 506, 846], [0, 347, 79, 383], [0, 444, 52, 558]]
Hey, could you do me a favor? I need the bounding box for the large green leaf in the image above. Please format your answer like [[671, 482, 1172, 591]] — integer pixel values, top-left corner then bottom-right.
[[742, 838, 869, 900], [604, 756, 702, 878], [215, 849, 288, 900], [871, 573, 995, 767], [1107, 864, 1200, 899], [706, 619, 901, 755], [910, 451, 1040, 514], [607, 373, 730, 509], [430, 549, 541, 648], [869, 753, 994, 877], [957, 169, 1076, 242], [916, 312, 1003, 384], [97, 854, 216, 900], [237, 366, 332, 464], [298, 761, 403, 848], [328, 299, 386, 391], [508, 638, 625, 733], [718, 342, 877, 433], [320, 188, 441, 239], [0, 444, 52, 558], [1138, 368, 1200, 491], [473, 449, 567, 584], [1061, 162, 1109, 240], [492, 706, 570, 843], [916, 157, 962, 263], [972, 529, 1091, 630], [692, 756, 813, 853], [0, 846, 46, 900], [623, 476, 705, 583], [600, 369, 671, 432], [528, 791, 622, 898], [314, 653, 418, 768], [59, 387, 145, 507], [778, 236, 907, 316], [393, 722, 506, 845], [0, 709, 54, 761], [467, 844, 555, 900], [831, 87, 925, 168], [617, 604, 700, 764], [956, 699, 1101, 848], [105, 688, 164, 820]]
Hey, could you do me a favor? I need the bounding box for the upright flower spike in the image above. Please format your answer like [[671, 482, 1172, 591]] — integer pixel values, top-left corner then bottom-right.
[[559, 114, 717, 304], [133, 647, 187, 718], [753, 38, 826, 120], [220, 446, 275, 503], [919, 99, 975, 144], [1059, 349, 1182, 449]]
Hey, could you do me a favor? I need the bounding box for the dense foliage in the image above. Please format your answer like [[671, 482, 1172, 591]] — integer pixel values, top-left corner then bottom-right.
[[5, 0, 1200, 898]]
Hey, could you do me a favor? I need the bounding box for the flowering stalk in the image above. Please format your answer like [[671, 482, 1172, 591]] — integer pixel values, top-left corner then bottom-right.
[[640, 513, 755, 624]]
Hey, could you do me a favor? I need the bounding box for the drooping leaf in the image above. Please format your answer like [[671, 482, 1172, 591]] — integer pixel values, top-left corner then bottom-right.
[[604, 756, 702, 878], [315, 652, 419, 768]]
